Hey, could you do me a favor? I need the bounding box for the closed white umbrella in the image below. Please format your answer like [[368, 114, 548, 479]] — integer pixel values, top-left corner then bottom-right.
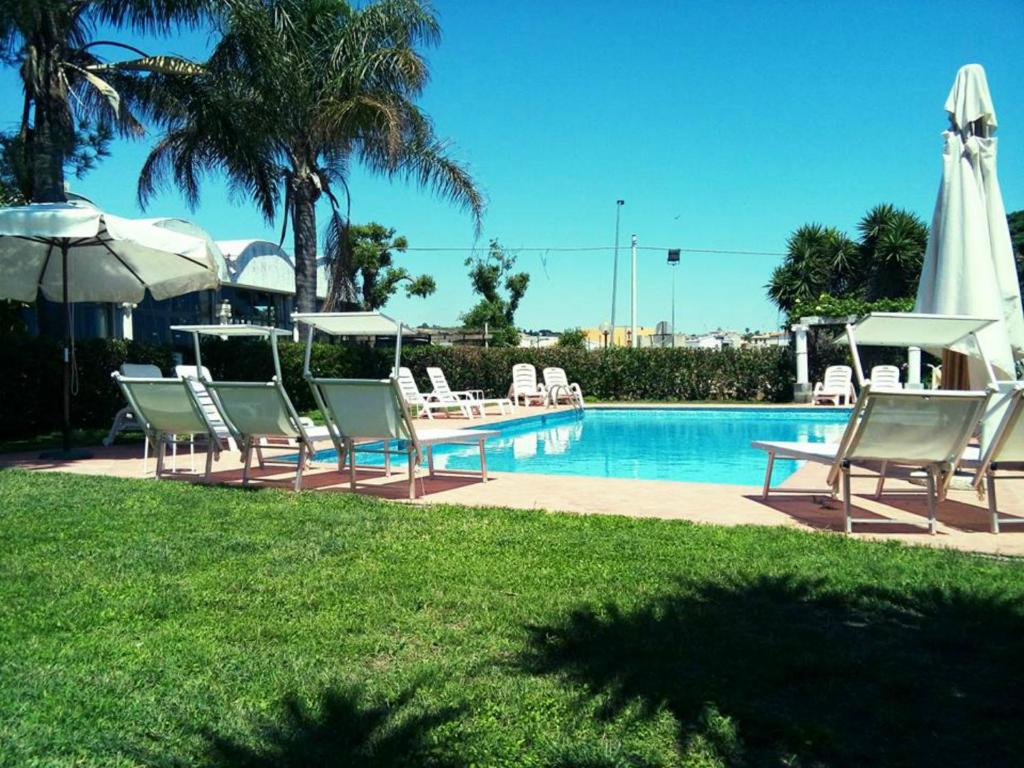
[[0, 201, 220, 456], [915, 64, 1024, 386]]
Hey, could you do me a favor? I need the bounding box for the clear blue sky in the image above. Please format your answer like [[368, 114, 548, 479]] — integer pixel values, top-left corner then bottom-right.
[[3, 0, 1022, 332]]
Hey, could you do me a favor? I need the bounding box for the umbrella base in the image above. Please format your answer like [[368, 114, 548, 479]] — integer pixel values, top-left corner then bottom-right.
[[39, 447, 94, 461]]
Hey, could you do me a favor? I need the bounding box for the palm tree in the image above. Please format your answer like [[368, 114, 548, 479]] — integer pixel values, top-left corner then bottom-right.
[[857, 204, 928, 300], [766, 224, 857, 315], [139, 0, 484, 314], [0, 0, 206, 202]]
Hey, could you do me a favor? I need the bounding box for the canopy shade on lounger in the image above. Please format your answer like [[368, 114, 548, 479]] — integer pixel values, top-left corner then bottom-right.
[[844, 312, 998, 387], [914, 64, 1024, 385], [0, 202, 219, 455], [293, 311, 409, 375], [171, 324, 291, 381]]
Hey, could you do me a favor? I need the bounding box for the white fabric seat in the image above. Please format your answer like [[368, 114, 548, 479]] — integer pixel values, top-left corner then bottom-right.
[[755, 387, 991, 534], [305, 376, 497, 498]]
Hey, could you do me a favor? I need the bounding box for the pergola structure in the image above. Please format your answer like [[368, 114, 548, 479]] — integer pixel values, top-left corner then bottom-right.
[[791, 315, 925, 402]]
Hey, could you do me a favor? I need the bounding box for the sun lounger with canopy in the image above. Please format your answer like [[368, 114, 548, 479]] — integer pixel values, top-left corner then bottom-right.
[[171, 325, 333, 490], [293, 312, 498, 498], [754, 313, 999, 533]]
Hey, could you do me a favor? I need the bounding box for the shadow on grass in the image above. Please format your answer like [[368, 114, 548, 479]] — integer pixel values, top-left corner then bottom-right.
[[140, 685, 463, 768], [521, 574, 1024, 767]]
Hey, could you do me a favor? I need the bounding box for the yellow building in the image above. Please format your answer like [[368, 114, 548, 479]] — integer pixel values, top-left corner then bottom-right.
[[582, 325, 656, 348]]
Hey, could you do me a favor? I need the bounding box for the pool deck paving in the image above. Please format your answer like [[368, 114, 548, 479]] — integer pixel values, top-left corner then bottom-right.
[[3, 402, 1022, 558]]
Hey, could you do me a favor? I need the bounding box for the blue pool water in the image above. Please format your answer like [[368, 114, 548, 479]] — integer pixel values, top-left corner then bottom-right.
[[313, 407, 851, 486]]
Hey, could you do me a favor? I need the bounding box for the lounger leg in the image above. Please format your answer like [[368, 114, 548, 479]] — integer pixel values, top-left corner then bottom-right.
[[842, 462, 852, 534], [155, 435, 167, 479], [143, 436, 151, 476], [761, 451, 775, 499], [408, 449, 417, 499], [242, 439, 253, 487], [255, 442, 265, 468], [171, 438, 177, 472], [479, 439, 488, 482], [384, 440, 391, 477], [189, 435, 195, 472], [204, 437, 215, 478], [427, 446, 435, 477], [874, 461, 887, 499], [347, 439, 357, 491], [926, 469, 937, 535], [294, 444, 306, 491], [987, 471, 999, 534]]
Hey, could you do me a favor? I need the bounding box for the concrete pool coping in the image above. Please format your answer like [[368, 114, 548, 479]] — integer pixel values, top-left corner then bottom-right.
[[2, 402, 1022, 557]]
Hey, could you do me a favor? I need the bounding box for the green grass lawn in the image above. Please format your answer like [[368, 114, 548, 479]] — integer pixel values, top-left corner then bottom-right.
[[1, 469, 1022, 767]]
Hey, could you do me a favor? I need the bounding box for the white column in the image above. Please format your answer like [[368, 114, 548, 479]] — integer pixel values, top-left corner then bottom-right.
[[907, 346, 922, 389], [120, 303, 135, 341], [792, 323, 810, 402], [630, 234, 638, 348]]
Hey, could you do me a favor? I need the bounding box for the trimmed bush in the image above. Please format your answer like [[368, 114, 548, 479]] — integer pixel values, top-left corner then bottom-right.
[[0, 336, 797, 439], [0, 337, 174, 439]]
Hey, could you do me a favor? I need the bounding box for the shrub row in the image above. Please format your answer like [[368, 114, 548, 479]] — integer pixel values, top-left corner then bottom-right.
[[0, 336, 797, 439]]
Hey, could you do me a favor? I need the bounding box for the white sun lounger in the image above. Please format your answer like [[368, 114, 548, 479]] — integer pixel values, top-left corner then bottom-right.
[[395, 366, 460, 419], [426, 366, 513, 416], [542, 367, 584, 407], [306, 377, 497, 499], [960, 382, 1024, 533], [111, 373, 231, 479], [171, 324, 332, 490], [509, 363, 548, 406], [866, 365, 903, 391], [754, 387, 991, 534], [812, 365, 855, 406]]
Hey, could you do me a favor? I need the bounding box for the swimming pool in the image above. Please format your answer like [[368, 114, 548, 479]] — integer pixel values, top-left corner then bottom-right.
[[312, 407, 851, 486]]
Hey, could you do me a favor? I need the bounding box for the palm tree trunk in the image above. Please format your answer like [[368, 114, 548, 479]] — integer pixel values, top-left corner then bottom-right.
[[290, 176, 321, 314], [27, 41, 71, 202]]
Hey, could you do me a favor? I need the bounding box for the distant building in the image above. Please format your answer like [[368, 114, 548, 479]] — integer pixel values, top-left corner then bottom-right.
[[582, 325, 656, 348], [747, 330, 791, 348]]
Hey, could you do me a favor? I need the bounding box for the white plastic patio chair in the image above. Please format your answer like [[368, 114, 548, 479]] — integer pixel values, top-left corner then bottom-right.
[[111, 372, 231, 479], [426, 366, 513, 417], [305, 376, 497, 499], [753, 387, 991, 534], [203, 376, 332, 490], [866, 365, 902, 392], [960, 382, 1024, 533], [812, 365, 856, 406], [509, 363, 548, 406], [542, 367, 584, 407]]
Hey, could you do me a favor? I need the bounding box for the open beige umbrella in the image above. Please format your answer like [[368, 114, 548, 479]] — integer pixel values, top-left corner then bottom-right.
[[0, 201, 219, 456], [915, 64, 1024, 387]]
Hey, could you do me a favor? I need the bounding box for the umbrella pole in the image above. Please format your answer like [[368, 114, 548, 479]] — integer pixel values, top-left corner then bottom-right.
[[61, 240, 71, 453]]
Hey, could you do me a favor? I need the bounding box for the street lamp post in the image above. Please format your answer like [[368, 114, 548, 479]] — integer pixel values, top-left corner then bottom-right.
[[610, 200, 624, 346], [630, 234, 638, 348], [667, 249, 680, 348], [599, 320, 610, 349]]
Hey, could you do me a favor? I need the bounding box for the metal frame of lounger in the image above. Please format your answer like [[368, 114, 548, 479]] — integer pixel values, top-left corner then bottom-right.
[[111, 373, 227, 479], [961, 383, 1024, 533], [306, 376, 496, 499], [755, 386, 991, 534]]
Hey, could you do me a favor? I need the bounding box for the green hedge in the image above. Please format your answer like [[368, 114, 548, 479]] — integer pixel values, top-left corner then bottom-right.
[[0, 337, 174, 439], [0, 336, 796, 439]]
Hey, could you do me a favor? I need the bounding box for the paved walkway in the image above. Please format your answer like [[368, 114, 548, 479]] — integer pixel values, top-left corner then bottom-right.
[[3, 404, 1022, 557]]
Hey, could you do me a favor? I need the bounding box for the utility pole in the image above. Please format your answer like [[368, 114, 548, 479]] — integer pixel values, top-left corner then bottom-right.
[[610, 199, 624, 346], [630, 233, 638, 348]]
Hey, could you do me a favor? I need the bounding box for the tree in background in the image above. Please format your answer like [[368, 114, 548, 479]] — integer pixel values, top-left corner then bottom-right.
[[0, 0, 206, 202], [324, 222, 435, 310], [556, 328, 587, 349], [857, 203, 928, 300], [462, 239, 529, 347], [767, 204, 927, 320], [139, 0, 483, 316]]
